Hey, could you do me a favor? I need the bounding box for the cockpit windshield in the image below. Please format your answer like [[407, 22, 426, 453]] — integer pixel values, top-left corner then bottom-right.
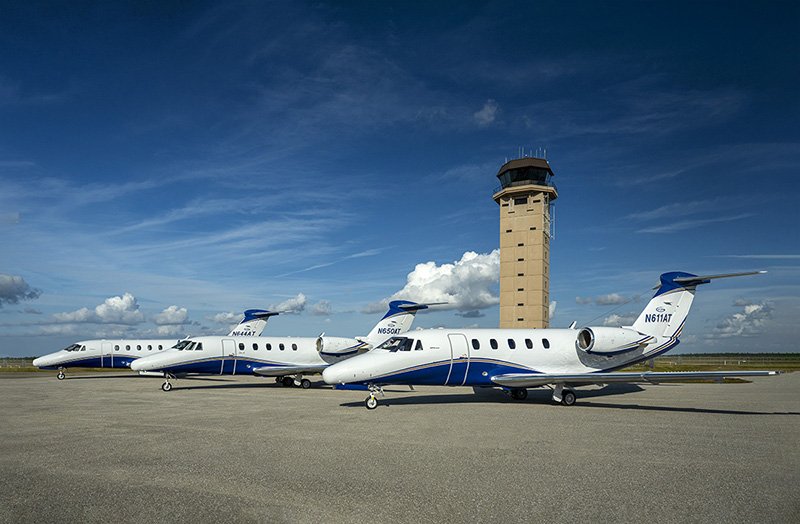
[[63, 343, 81, 352], [377, 337, 415, 352], [172, 340, 193, 351]]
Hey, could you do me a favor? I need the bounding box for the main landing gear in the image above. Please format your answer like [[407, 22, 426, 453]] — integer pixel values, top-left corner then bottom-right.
[[552, 384, 577, 406], [275, 375, 312, 389], [57, 367, 66, 380]]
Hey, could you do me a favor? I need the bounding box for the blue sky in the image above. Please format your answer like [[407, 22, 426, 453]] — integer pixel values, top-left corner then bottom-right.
[[1, 1, 798, 357]]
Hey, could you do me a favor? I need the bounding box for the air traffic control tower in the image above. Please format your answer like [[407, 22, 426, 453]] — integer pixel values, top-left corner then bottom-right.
[[492, 157, 557, 329]]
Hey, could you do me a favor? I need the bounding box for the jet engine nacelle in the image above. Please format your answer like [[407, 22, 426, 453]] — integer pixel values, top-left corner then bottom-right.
[[315, 336, 366, 356], [576, 327, 653, 355]]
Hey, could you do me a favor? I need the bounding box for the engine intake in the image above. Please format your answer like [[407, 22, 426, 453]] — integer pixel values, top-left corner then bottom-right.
[[576, 327, 653, 355]]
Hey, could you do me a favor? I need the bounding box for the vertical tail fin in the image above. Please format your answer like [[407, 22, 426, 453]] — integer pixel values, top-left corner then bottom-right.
[[361, 301, 432, 348], [631, 271, 764, 340], [227, 309, 279, 337]]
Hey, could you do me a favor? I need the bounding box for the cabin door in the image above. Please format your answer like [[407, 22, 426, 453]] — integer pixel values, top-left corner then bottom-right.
[[221, 339, 236, 374], [101, 342, 113, 368], [445, 334, 470, 386]]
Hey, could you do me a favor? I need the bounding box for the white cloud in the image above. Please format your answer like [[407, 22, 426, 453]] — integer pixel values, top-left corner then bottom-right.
[[49, 293, 145, 325], [364, 250, 499, 313], [575, 293, 630, 306], [208, 311, 241, 324], [0, 274, 42, 307], [712, 301, 773, 338], [474, 99, 498, 126], [153, 305, 189, 325], [602, 313, 639, 327], [312, 300, 332, 316], [271, 293, 307, 315]]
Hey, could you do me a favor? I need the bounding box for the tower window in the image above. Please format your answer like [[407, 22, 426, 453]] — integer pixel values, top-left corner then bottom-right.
[[514, 197, 527, 205], [517, 243, 524, 246], [517, 318, 524, 322], [505, 229, 512, 233], [517, 288, 524, 291], [517, 273, 524, 276]]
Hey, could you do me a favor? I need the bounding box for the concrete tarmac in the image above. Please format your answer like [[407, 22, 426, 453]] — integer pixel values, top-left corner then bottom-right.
[[1, 371, 798, 523]]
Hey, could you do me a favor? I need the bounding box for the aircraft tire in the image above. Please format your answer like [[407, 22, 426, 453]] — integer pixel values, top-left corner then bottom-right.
[[511, 389, 527, 401], [561, 390, 576, 406], [57, 372, 65, 380], [365, 396, 378, 410], [282, 376, 294, 387], [300, 378, 311, 389], [275, 376, 283, 384], [162, 382, 172, 392]]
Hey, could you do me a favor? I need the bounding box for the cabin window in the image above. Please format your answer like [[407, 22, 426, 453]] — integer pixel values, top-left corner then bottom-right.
[[238, 343, 245, 350], [266, 343, 272, 350], [415, 340, 423, 351], [279, 344, 285, 351], [126, 345, 131, 351], [136, 345, 142, 351], [525, 339, 533, 349], [490, 339, 498, 350], [114, 345, 120, 351], [147, 345, 152, 351], [471, 339, 480, 350], [542, 338, 550, 349], [195, 343, 202, 351], [158, 345, 163, 350], [253, 343, 258, 351], [508, 339, 516, 350], [292, 344, 297, 351]]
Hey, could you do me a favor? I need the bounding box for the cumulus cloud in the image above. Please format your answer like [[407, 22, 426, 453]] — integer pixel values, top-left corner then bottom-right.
[[602, 313, 639, 327], [575, 293, 630, 306], [0, 274, 42, 307], [474, 99, 499, 126], [208, 311, 242, 324], [153, 305, 189, 325], [49, 293, 145, 325], [712, 300, 773, 338], [549, 301, 557, 319], [312, 299, 332, 316], [271, 293, 307, 315], [156, 324, 189, 337], [364, 250, 499, 314]]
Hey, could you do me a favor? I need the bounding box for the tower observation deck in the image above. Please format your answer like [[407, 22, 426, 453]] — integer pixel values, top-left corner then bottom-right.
[[492, 157, 558, 329]]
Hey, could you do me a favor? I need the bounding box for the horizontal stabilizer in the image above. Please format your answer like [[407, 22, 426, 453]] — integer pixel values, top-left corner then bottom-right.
[[491, 370, 780, 388], [654, 271, 766, 289]]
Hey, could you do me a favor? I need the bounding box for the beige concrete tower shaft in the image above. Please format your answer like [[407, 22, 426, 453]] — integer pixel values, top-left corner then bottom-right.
[[492, 158, 558, 329]]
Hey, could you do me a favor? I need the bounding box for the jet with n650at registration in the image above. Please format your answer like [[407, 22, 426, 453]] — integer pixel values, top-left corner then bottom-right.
[[131, 301, 431, 391], [323, 271, 779, 409]]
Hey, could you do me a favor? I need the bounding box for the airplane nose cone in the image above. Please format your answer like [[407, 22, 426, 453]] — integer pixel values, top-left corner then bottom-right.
[[130, 359, 146, 371], [322, 366, 341, 384], [32, 356, 47, 367]]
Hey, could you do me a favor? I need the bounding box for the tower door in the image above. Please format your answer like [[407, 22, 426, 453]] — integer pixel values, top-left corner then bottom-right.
[[445, 334, 470, 386]]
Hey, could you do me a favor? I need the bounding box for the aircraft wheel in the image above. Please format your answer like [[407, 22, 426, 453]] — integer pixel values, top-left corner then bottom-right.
[[282, 376, 294, 387], [275, 376, 283, 384], [561, 390, 576, 406], [511, 389, 527, 401], [57, 372, 65, 380], [161, 382, 172, 392], [300, 378, 311, 389], [365, 396, 378, 410]]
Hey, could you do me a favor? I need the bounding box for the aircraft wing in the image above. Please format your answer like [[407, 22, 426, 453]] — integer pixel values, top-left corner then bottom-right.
[[490, 370, 781, 388], [251, 365, 328, 376]]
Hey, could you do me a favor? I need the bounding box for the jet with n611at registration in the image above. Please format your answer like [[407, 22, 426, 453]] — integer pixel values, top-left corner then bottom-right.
[[322, 271, 780, 409]]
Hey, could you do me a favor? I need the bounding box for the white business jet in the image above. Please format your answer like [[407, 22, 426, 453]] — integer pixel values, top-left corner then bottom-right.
[[322, 271, 780, 409], [130, 300, 430, 391], [32, 309, 277, 379]]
